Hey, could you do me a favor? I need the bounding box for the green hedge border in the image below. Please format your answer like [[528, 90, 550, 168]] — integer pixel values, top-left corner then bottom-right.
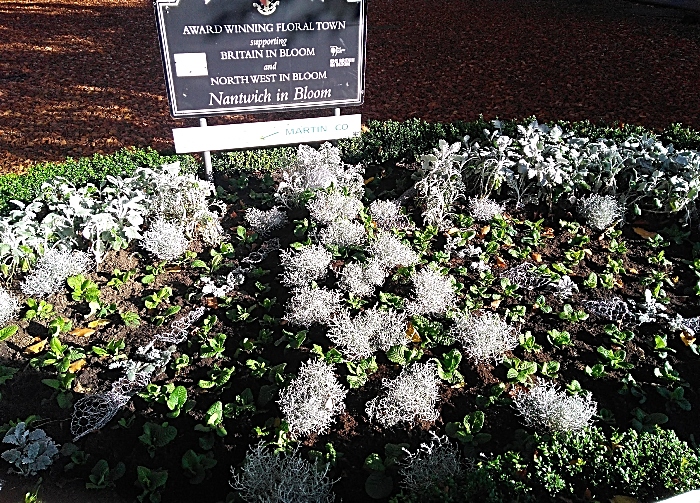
[[1, 117, 699, 214]]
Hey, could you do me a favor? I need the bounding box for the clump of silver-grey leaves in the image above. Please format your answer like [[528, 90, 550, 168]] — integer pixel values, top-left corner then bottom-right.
[[399, 434, 463, 495], [278, 359, 347, 438], [451, 311, 518, 364], [230, 441, 335, 503], [21, 248, 92, 297], [140, 217, 190, 261], [368, 199, 411, 230], [1, 422, 59, 476], [327, 307, 407, 360], [368, 231, 419, 271], [405, 267, 457, 316], [468, 196, 504, 222], [283, 286, 343, 327], [279, 244, 332, 287], [366, 362, 440, 427], [337, 259, 388, 298], [307, 191, 363, 225], [577, 194, 623, 231], [318, 220, 367, 248], [513, 380, 597, 433], [244, 206, 288, 236], [0, 286, 20, 326]]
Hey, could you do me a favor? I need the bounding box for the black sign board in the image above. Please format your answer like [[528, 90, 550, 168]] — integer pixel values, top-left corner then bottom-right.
[[154, 0, 366, 118]]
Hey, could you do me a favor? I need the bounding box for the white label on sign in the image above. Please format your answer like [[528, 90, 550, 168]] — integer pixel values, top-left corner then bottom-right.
[[172, 114, 362, 153], [173, 53, 209, 77]]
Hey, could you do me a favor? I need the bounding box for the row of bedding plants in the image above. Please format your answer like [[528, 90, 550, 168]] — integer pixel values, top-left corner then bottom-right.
[[0, 120, 699, 502]]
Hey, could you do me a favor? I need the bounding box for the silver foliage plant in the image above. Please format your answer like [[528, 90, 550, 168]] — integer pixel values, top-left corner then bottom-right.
[[451, 311, 518, 364], [283, 286, 343, 327], [365, 362, 440, 428], [244, 206, 288, 236], [327, 307, 407, 360], [414, 140, 467, 229], [468, 196, 504, 222], [513, 380, 597, 433], [140, 217, 190, 261], [230, 441, 335, 503], [406, 267, 457, 316], [278, 359, 347, 438], [318, 219, 367, 248], [275, 143, 364, 207], [368, 199, 411, 231], [279, 244, 332, 287], [337, 259, 387, 298], [307, 191, 363, 225], [577, 194, 624, 231], [0, 286, 20, 326], [399, 434, 463, 495], [1, 422, 59, 476], [21, 248, 92, 298], [368, 231, 419, 272]]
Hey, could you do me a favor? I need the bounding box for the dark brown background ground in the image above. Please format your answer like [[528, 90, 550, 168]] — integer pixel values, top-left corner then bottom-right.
[[0, 0, 700, 175]]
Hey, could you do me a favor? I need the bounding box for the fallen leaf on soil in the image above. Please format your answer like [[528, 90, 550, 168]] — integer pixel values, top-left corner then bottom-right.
[[203, 297, 219, 309], [406, 323, 421, 342], [68, 359, 87, 373], [73, 381, 88, 394], [531, 252, 542, 262], [495, 256, 507, 268], [542, 228, 555, 238], [447, 227, 460, 235], [24, 339, 47, 354], [681, 332, 696, 346], [491, 299, 502, 309], [165, 267, 182, 273], [610, 496, 639, 503], [633, 227, 657, 239], [628, 268, 638, 274], [70, 328, 96, 338], [87, 319, 111, 329], [364, 177, 375, 185], [478, 225, 490, 238]]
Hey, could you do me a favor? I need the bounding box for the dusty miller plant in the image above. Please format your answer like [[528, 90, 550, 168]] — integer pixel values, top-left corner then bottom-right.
[[399, 434, 463, 495], [451, 311, 518, 364], [414, 139, 467, 229], [0, 286, 20, 326], [337, 258, 388, 298], [513, 380, 597, 433], [283, 286, 343, 327], [405, 267, 457, 316], [140, 218, 190, 261], [230, 441, 335, 503], [317, 219, 367, 248], [244, 206, 288, 236], [577, 194, 624, 231], [468, 196, 504, 222], [327, 307, 406, 360], [367, 231, 419, 272], [278, 359, 347, 438], [368, 199, 411, 231], [307, 191, 363, 225], [279, 244, 332, 287], [275, 143, 364, 207], [365, 362, 440, 427], [21, 248, 92, 298], [1, 422, 59, 476]]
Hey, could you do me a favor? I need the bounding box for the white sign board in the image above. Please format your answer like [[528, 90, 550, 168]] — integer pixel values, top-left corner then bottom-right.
[[172, 114, 361, 153]]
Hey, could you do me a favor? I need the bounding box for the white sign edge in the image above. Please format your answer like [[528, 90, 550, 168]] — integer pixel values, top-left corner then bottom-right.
[[172, 114, 362, 153]]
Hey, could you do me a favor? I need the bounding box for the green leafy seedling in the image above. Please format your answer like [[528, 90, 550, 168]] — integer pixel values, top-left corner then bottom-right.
[[135, 466, 168, 503], [67, 274, 101, 303], [181, 449, 217, 485], [86, 459, 126, 490], [138, 422, 177, 458], [445, 410, 492, 456]]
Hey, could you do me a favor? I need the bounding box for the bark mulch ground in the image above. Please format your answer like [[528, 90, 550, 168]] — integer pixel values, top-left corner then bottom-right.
[[1, 0, 700, 175]]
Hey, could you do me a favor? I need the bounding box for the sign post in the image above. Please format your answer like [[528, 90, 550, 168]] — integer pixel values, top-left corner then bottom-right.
[[153, 0, 367, 173]]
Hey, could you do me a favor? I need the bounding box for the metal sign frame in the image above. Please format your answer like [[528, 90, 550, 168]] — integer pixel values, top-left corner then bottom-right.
[[153, 0, 367, 118]]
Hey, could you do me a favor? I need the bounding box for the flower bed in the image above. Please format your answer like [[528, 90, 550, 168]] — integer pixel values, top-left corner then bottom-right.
[[1, 120, 700, 502]]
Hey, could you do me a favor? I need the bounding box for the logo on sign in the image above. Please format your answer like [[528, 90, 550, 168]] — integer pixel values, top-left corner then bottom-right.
[[254, 0, 279, 15]]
